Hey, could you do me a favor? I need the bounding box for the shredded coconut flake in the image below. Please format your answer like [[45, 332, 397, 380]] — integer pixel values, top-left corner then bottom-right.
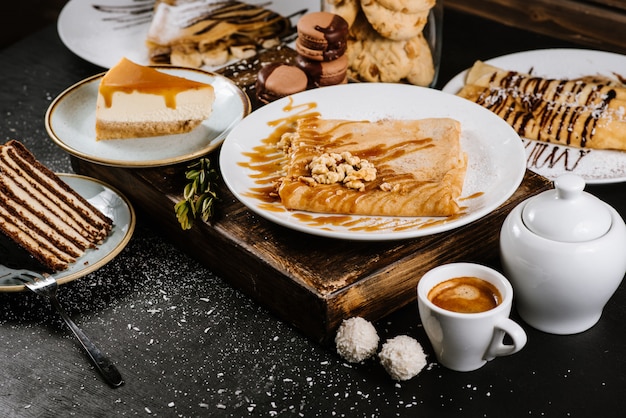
[[379, 335, 427, 381], [334, 317, 379, 363]]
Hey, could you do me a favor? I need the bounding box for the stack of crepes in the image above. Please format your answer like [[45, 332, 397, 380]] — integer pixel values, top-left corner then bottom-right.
[[277, 116, 467, 217], [146, 0, 293, 68], [457, 60, 626, 151]]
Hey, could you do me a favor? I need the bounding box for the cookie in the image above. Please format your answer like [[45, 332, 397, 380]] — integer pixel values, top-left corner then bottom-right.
[[360, 0, 430, 41], [295, 11, 349, 61], [323, 0, 360, 27], [347, 13, 413, 82], [255, 63, 308, 104], [347, 13, 434, 85], [296, 54, 349, 87], [405, 32, 435, 86], [376, 0, 435, 14]]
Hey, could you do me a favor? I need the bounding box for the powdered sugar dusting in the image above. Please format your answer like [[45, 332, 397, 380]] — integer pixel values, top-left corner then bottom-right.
[[442, 48, 626, 184]]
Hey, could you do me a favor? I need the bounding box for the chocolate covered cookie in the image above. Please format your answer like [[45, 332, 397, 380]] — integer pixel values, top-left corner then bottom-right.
[[295, 11, 349, 61], [255, 63, 308, 104], [296, 54, 349, 88]]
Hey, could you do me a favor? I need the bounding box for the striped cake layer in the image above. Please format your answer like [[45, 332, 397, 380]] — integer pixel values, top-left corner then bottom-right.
[[0, 140, 113, 271]]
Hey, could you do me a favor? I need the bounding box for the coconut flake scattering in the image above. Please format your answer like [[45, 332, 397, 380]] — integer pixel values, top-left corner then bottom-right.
[[335, 317, 380, 363], [379, 335, 427, 381]]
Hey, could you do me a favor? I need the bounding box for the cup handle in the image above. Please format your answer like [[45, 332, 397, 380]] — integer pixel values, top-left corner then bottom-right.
[[484, 318, 527, 361]]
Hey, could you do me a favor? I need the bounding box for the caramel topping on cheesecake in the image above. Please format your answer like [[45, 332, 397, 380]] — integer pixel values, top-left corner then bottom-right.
[[99, 57, 211, 109]]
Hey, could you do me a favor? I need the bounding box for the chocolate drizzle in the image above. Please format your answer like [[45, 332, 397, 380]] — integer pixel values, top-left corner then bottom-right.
[[473, 70, 619, 148], [314, 15, 348, 61], [182, 1, 292, 36], [92, 0, 154, 29]]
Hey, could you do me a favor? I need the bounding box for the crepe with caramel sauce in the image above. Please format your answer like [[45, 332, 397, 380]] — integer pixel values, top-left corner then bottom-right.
[[277, 116, 467, 217], [457, 60, 626, 151]]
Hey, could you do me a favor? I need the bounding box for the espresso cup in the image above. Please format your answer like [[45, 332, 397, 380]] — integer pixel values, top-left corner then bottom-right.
[[417, 263, 527, 372]]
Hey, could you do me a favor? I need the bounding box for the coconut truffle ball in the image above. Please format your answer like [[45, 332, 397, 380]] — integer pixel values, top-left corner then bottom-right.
[[379, 335, 427, 381], [335, 317, 379, 363]]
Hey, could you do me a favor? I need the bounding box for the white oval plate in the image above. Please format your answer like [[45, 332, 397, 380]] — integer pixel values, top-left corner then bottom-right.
[[220, 83, 526, 241], [442, 48, 626, 184], [45, 67, 250, 167], [0, 174, 136, 292], [57, 0, 316, 70]]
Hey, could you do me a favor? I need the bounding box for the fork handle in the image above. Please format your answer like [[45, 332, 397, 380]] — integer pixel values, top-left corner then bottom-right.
[[50, 296, 124, 387]]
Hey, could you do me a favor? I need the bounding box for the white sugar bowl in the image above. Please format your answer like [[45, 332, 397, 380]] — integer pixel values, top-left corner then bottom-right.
[[500, 174, 626, 334]]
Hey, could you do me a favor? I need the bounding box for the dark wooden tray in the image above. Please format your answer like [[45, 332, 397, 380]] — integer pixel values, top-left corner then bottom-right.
[[72, 46, 552, 342], [72, 154, 551, 343]]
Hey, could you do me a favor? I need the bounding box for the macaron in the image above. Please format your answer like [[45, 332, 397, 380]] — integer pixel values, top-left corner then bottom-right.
[[295, 54, 348, 88], [255, 63, 308, 104], [295, 11, 349, 62]]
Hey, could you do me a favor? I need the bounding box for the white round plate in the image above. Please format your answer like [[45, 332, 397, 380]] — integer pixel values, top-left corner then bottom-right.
[[220, 83, 526, 241], [442, 48, 626, 184], [45, 67, 250, 167], [0, 174, 136, 292], [57, 0, 317, 70]]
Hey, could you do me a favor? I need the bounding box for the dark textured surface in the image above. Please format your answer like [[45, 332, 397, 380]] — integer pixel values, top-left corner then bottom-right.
[[1, 8, 626, 418]]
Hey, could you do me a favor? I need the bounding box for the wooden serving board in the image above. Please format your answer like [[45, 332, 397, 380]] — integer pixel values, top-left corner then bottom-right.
[[72, 154, 551, 343], [71, 46, 553, 342]]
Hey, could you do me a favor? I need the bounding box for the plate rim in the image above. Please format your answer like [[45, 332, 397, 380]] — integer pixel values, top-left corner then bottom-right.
[[0, 173, 136, 292], [220, 82, 527, 241], [45, 66, 251, 168], [442, 47, 626, 94], [441, 47, 626, 185]]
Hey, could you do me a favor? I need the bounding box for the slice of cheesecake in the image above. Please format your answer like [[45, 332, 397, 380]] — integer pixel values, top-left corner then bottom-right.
[[95, 58, 215, 140]]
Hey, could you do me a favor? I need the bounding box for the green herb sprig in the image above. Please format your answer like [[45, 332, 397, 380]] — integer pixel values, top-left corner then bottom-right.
[[175, 157, 219, 230]]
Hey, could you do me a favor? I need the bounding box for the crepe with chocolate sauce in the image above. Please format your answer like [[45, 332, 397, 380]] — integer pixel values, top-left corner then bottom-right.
[[146, 0, 294, 67], [457, 60, 626, 151]]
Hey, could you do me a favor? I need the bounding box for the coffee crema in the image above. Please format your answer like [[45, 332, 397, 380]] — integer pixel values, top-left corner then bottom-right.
[[427, 276, 502, 313]]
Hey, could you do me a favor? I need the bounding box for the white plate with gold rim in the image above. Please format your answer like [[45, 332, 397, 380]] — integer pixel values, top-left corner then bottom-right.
[[442, 48, 626, 184], [45, 67, 250, 167], [220, 83, 526, 241], [0, 174, 135, 292]]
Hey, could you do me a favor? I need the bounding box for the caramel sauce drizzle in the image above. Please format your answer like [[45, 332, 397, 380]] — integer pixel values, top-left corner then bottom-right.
[[238, 97, 480, 233], [99, 58, 210, 109]]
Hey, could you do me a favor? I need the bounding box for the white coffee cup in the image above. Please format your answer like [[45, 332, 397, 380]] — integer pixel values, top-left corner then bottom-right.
[[417, 263, 527, 372]]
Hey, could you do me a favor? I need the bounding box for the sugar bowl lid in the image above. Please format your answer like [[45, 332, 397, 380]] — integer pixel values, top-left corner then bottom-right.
[[522, 174, 612, 242]]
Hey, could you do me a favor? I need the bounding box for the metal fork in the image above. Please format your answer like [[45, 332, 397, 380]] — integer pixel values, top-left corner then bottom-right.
[[14, 270, 124, 388]]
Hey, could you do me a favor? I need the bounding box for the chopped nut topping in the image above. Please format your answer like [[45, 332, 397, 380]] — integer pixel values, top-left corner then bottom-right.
[[303, 152, 377, 191], [277, 132, 295, 153], [380, 182, 401, 192]]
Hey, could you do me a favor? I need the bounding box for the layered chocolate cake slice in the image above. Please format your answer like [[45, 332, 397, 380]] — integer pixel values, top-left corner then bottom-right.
[[0, 140, 113, 272]]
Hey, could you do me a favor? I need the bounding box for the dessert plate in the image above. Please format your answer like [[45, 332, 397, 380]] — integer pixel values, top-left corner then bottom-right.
[[220, 83, 526, 241], [46, 67, 250, 167], [0, 174, 136, 292], [57, 0, 317, 70], [442, 48, 626, 184]]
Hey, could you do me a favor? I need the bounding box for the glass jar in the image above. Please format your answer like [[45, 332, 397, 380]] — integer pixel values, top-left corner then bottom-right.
[[320, 0, 442, 87]]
